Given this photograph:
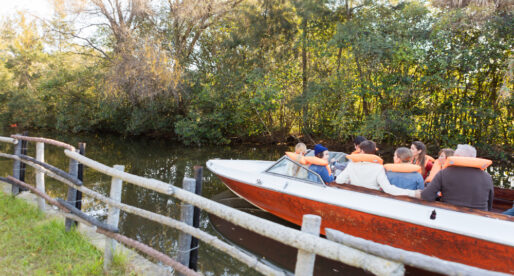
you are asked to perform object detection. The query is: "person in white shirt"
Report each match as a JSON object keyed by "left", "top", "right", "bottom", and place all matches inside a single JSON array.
[{"left": 336, "top": 140, "right": 417, "bottom": 197}]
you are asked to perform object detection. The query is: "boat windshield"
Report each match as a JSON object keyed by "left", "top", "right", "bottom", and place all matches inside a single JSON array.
[{"left": 266, "top": 156, "right": 324, "bottom": 185}]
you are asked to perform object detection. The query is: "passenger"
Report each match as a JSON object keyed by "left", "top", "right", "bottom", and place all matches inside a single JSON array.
[
  {"left": 287, "top": 143, "right": 308, "bottom": 178},
  {"left": 308, "top": 144, "right": 334, "bottom": 184},
  {"left": 351, "top": 136, "right": 367, "bottom": 154},
  {"left": 336, "top": 140, "right": 417, "bottom": 197},
  {"left": 417, "top": 144, "right": 494, "bottom": 211},
  {"left": 385, "top": 147, "right": 424, "bottom": 190},
  {"left": 410, "top": 141, "right": 433, "bottom": 179},
  {"left": 425, "top": 148, "right": 454, "bottom": 184}
]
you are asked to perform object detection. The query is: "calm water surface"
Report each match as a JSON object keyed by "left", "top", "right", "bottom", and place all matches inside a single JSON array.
[{"left": 0, "top": 129, "right": 512, "bottom": 275}]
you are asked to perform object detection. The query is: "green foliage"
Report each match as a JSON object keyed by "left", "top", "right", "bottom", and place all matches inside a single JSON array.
[{"left": 0, "top": 1, "right": 512, "bottom": 153}]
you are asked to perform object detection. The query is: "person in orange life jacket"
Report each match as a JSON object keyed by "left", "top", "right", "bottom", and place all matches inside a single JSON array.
[
  {"left": 425, "top": 148, "right": 454, "bottom": 184},
  {"left": 336, "top": 140, "right": 417, "bottom": 197},
  {"left": 385, "top": 147, "right": 424, "bottom": 190},
  {"left": 416, "top": 144, "right": 494, "bottom": 211},
  {"left": 308, "top": 144, "right": 334, "bottom": 184},
  {"left": 351, "top": 136, "right": 367, "bottom": 155},
  {"left": 287, "top": 143, "right": 308, "bottom": 178},
  {"left": 411, "top": 141, "right": 433, "bottom": 179}
]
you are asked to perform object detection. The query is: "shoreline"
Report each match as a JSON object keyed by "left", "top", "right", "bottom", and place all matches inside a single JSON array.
[
  {"left": 3, "top": 126, "right": 513, "bottom": 164},
  {"left": 0, "top": 181, "right": 172, "bottom": 276}
]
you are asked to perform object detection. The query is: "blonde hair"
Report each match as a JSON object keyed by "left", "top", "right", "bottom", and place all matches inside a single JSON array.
[
  {"left": 292, "top": 143, "right": 307, "bottom": 176},
  {"left": 295, "top": 143, "right": 307, "bottom": 154}
]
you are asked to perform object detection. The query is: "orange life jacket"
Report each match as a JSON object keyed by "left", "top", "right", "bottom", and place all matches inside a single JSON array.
[
  {"left": 346, "top": 154, "right": 384, "bottom": 165},
  {"left": 285, "top": 152, "right": 332, "bottom": 175},
  {"left": 443, "top": 156, "right": 492, "bottom": 170},
  {"left": 384, "top": 163, "right": 422, "bottom": 174},
  {"left": 285, "top": 152, "right": 307, "bottom": 165},
  {"left": 351, "top": 149, "right": 362, "bottom": 155}
]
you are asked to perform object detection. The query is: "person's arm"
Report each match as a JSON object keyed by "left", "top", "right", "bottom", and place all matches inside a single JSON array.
[
  {"left": 377, "top": 168, "right": 415, "bottom": 197},
  {"left": 318, "top": 167, "right": 334, "bottom": 183},
  {"left": 416, "top": 173, "right": 425, "bottom": 190},
  {"left": 336, "top": 162, "right": 351, "bottom": 184},
  {"left": 421, "top": 170, "right": 443, "bottom": 201}
]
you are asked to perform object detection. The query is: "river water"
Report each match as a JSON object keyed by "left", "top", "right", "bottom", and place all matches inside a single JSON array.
[{"left": 0, "top": 129, "right": 512, "bottom": 275}]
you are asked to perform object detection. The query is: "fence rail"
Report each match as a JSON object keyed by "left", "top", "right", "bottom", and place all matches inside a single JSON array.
[
  {"left": 0, "top": 135, "right": 507, "bottom": 276},
  {"left": 0, "top": 136, "right": 17, "bottom": 144},
  {"left": 63, "top": 149, "right": 404, "bottom": 275},
  {"left": 10, "top": 135, "right": 75, "bottom": 150}
]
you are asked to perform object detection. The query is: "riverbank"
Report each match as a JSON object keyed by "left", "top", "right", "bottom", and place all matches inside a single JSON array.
[
  {"left": 5, "top": 126, "right": 513, "bottom": 164},
  {"left": 0, "top": 182, "right": 172, "bottom": 276},
  {"left": 0, "top": 190, "right": 128, "bottom": 275}
]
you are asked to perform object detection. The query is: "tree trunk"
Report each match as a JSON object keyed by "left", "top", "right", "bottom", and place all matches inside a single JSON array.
[{"left": 301, "top": 18, "right": 309, "bottom": 133}]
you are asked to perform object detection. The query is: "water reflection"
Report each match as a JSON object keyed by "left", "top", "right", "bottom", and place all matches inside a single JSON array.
[{"left": 0, "top": 129, "right": 511, "bottom": 275}]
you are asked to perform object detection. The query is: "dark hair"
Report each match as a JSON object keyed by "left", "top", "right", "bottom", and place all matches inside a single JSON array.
[
  {"left": 359, "top": 140, "right": 376, "bottom": 154},
  {"left": 438, "top": 148, "right": 454, "bottom": 158},
  {"left": 315, "top": 152, "right": 324, "bottom": 158},
  {"left": 412, "top": 141, "right": 427, "bottom": 175},
  {"left": 354, "top": 136, "right": 367, "bottom": 146}
]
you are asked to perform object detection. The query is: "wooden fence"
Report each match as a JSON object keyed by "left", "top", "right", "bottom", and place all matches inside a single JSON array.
[{"left": 0, "top": 134, "right": 509, "bottom": 276}]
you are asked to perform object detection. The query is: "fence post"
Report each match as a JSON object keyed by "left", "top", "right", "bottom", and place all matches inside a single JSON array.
[
  {"left": 65, "top": 149, "right": 80, "bottom": 231},
  {"left": 177, "top": 177, "right": 196, "bottom": 275},
  {"left": 35, "top": 142, "right": 45, "bottom": 210},
  {"left": 294, "top": 214, "right": 321, "bottom": 276},
  {"left": 11, "top": 134, "right": 22, "bottom": 196},
  {"left": 76, "top": 142, "right": 86, "bottom": 211},
  {"left": 189, "top": 166, "right": 203, "bottom": 271},
  {"left": 104, "top": 165, "right": 125, "bottom": 271},
  {"left": 19, "top": 131, "right": 28, "bottom": 192}
]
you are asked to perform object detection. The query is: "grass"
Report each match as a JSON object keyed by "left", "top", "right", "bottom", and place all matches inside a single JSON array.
[{"left": 0, "top": 191, "right": 130, "bottom": 275}]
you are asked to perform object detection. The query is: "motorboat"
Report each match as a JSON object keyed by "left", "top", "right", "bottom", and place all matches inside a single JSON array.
[
  {"left": 210, "top": 190, "right": 435, "bottom": 276},
  {"left": 207, "top": 151, "right": 514, "bottom": 274}
]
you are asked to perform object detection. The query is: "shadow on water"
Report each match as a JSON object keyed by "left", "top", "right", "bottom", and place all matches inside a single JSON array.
[{"left": 0, "top": 128, "right": 511, "bottom": 275}]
